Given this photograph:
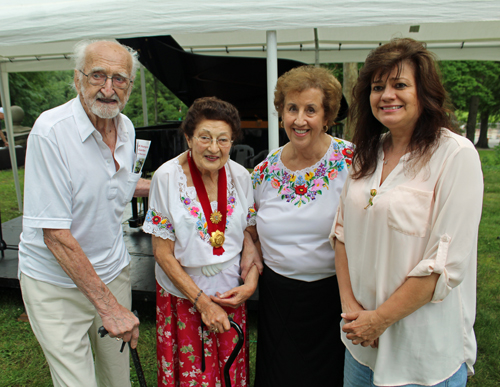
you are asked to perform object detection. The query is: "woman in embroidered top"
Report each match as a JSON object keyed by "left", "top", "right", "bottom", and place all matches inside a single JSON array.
[
  {"left": 331, "top": 38, "right": 483, "bottom": 387},
  {"left": 143, "top": 97, "right": 259, "bottom": 387},
  {"left": 250, "top": 65, "right": 353, "bottom": 386}
]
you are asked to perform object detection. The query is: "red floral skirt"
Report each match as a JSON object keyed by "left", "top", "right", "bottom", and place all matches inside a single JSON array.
[{"left": 156, "top": 282, "right": 249, "bottom": 387}]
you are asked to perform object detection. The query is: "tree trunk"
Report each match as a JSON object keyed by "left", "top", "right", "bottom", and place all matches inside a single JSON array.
[
  {"left": 342, "top": 62, "right": 358, "bottom": 141},
  {"left": 476, "top": 110, "right": 490, "bottom": 148},
  {"left": 466, "top": 95, "right": 479, "bottom": 143}
]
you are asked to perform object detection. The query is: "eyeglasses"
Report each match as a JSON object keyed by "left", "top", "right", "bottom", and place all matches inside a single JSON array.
[
  {"left": 79, "top": 70, "right": 132, "bottom": 90},
  {"left": 193, "top": 135, "right": 233, "bottom": 148}
]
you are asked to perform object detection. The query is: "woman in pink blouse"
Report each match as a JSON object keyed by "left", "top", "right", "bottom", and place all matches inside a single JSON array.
[
  {"left": 251, "top": 66, "right": 353, "bottom": 386},
  {"left": 332, "top": 38, "right": 483, "bottom": 386}
]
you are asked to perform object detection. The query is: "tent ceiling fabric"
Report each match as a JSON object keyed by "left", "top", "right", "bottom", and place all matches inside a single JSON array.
[{"left": 0, "top": 0, "right": 500, "bottom": 72}]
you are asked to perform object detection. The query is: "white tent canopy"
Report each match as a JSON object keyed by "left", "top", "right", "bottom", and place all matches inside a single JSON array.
[
  {"left": 1, "top": 0, "right": 500, "bottom": 210},
  {"left": 2, "top": 1, "right": 500, "bottom": 70}
]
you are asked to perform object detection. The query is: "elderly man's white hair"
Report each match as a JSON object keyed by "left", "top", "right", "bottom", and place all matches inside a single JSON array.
[{"left": 73, "top": 39, "right": 140, "bottom": 82}]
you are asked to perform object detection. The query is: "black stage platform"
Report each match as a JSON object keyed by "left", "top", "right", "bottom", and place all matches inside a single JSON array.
[{"left": 0, "top": 216, "right": 156, "bottom": 301}]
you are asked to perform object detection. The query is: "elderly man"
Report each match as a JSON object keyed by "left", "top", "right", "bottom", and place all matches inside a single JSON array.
[{"left": 18, "top": 40, "right": 150, "bottom": 387}]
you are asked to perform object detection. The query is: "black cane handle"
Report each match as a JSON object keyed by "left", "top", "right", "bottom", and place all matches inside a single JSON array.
[
  {"left": 223, "top": 317, "right": 244, "bottom": 387},
  {"left": 98, "top": 311, "right": 147, "bottom": 387}
]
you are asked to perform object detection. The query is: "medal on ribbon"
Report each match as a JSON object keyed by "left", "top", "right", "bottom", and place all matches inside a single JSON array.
[{"left": 187, "top": 151, "right": 227, "bottom": 255}]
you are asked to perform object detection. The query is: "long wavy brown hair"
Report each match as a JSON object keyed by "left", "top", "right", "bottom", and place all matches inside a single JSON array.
[{"left": 350, "top": 38, "right": 456, "bottom": 180}]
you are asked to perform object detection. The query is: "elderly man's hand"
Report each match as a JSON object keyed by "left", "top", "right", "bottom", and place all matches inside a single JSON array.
[{"left": 100, "top": 305, "right": 140, "bottom": 349}]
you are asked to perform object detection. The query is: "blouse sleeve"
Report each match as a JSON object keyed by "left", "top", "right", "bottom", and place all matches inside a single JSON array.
[
  {"left": 329, "top": 175, "right": 350, "bottom": 248},
  {"left": 245, "top": 167, "right": 257, "bottom": 226},
  {"left": 407, "top": 145, "right": 483, "bottom": 302},
  {"left": 142, "top": 165, "right": 176, "bottom": 241},
  {"left": 250, "top": 163, "right": 263, "bottom": 210}
]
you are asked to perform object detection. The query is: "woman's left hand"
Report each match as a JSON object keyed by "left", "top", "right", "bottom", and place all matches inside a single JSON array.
[
  {"left": 210, "top": 286, "right": 253, "bottom": 309},
  {"left": 211, "top": 265, "right": 259, "bottom": 308},
  {"left": 341, "top": 310, "right": 389, "bottom": 345}
]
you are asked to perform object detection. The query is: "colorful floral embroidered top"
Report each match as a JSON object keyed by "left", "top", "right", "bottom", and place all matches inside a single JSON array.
[
  {"left": 145, "top": 161, "right": 256, "bottom": 245},
  {"left": 252, "top": 137, "right": 353, "bottom": 207},
  {"left": 143, "top": 155, "right": 256, "bottom": 298},
  {"left": 252, "top": 136, "right": 354, "bottom": 282}
]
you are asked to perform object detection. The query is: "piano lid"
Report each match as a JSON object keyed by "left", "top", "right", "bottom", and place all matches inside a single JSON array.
[{"left": 119, "top": 35, "right": 348, "bottom": 122}]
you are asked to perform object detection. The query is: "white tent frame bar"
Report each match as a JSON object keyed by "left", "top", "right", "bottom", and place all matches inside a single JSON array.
[
  {"left": 2, "top": 40, "right": 500, "bottom": 66},
  {"left": 184, "top": 41, "right": 500, "bottom": 54}
]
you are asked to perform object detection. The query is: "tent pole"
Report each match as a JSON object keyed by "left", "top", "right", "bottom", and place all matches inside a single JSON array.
[
  {"left": 140, "top": 65, "right": 148, "bottom": 127},
  {"left": 0, "top": 66, "right": 22, "bottom": 212},
  {"left": 314, "top": 28, "right": 320, "bottom": 67},
  {"left": 266, "top": 30, "right": 279, "bottom": 151}
]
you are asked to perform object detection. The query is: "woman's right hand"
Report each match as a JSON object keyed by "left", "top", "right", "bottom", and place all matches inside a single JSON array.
[{"left": 198, "top": 295, "right": 231, "bottom": 333}]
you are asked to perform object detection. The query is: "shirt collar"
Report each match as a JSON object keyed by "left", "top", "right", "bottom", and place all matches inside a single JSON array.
[{"left": 72, "top": 96, "right": 129, "bottom": 143}]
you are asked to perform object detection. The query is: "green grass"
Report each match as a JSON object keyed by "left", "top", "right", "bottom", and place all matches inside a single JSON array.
[
  {"left": 1, "top": 149, "right": 499, "bottom": 386},
  {"left": 0, "top": 168, "right": 24, "bottom": 221},
  {"left": 0, "top": 289, "right": 50, "bottom": 386},
  {"left": 469, "top": 149, "right": 500, "bottom": 386}
]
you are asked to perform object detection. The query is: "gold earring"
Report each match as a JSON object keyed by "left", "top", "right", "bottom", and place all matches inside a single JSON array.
[
  {"left": 323, "top": 125, "right": 329, "bottom": 132},
  {"left": 279, "top": 121, "right": 284, "bottom": 128}
]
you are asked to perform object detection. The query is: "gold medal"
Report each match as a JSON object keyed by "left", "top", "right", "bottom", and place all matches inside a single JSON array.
[
  {"left": 210, "top": 211, "right": 222, "bottom": 224},
  {"left": 210, "top": 230, "right": 225, "bottom": 248}
]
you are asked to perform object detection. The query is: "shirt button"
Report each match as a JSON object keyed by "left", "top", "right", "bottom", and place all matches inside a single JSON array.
[{"left": 107, "top": 159, "right": 111, "bottom": 164}]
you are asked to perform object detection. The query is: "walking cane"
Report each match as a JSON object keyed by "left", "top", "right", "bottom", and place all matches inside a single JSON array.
[
  {"left": 98, "top": 310, "right": 147, "bottom": 387},
  {"left": 224, "top": 317, "right": 245, "bottom": 387}
]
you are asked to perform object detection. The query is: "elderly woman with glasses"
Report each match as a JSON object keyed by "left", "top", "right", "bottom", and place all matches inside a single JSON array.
[{"left": 143, "top": 97, "right": 259, "bottom": 387}]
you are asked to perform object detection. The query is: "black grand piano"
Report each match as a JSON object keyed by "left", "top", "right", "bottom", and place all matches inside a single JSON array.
[
  {"left": 118, "top": 35, "right": 348, "bottom": 227},
  {"left": 119, "top": 35, "right": 348, "bottom": 171}
]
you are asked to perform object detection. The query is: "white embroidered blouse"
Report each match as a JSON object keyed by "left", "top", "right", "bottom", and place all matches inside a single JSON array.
[
  {"left": 252, "top": 136, "right": 354, "bottom": 282},
  {"left": 330, "top": 129, "right": 483, "bottom": 386},
  {"left": 143, "top": 154, "right": 256, "bottom": 298}
]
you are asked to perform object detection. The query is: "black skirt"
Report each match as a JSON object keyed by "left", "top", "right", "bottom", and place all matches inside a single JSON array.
[{"left": 254, "top": 264, "right": 345, "bottom": 387}]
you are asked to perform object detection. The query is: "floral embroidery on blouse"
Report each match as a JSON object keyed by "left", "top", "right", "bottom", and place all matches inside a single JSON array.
[
  {"left": 181, "top": 194, "right": 237, "bottom": 244},
  {"left": 247, "top": 203, "right": 257, "bottom": 224},
  {"left": 252, "top": 138, "right": 353, "bottom": 207},
  {"left": 143, "top": 209, "right": 175, "bottom": 239}
]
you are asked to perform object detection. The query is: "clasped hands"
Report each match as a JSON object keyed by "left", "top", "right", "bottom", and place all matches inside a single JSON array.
[{"left": 342, "top": 309, "right": 390, "bottom": 348}]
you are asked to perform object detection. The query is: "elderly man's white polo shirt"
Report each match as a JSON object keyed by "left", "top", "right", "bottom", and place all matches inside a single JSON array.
[{"left": 18, "top": 97, "right": 140, "bottom": 287}]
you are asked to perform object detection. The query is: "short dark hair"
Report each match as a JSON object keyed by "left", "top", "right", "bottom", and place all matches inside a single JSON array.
[
  {"left": 274, "top": 65, "right": 342, "bottom": 126},
  {"left": 350, "top": 38, "right": 455, "bottom": 179},
  {"left": 181, "top": 97, "right": 242, "bottom": 141}
]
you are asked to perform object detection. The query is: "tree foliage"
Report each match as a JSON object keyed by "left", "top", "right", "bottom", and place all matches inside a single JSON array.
[
  {"left": 440, "top": 60, "right": 500, "bottom": 116},
  {"left": 122, "top": 69, "right": 187, "bottom": 128},
  {"left": 438, "top": 61, "right": 500, "bottom": 147},
  {"left": 7, "top": 71, "right": 75, "bottom": 127}
]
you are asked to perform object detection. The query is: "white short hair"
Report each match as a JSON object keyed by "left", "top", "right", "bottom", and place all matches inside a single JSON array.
[{"left": 72, "top": 39, "right": 140, "bottom": 82}]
